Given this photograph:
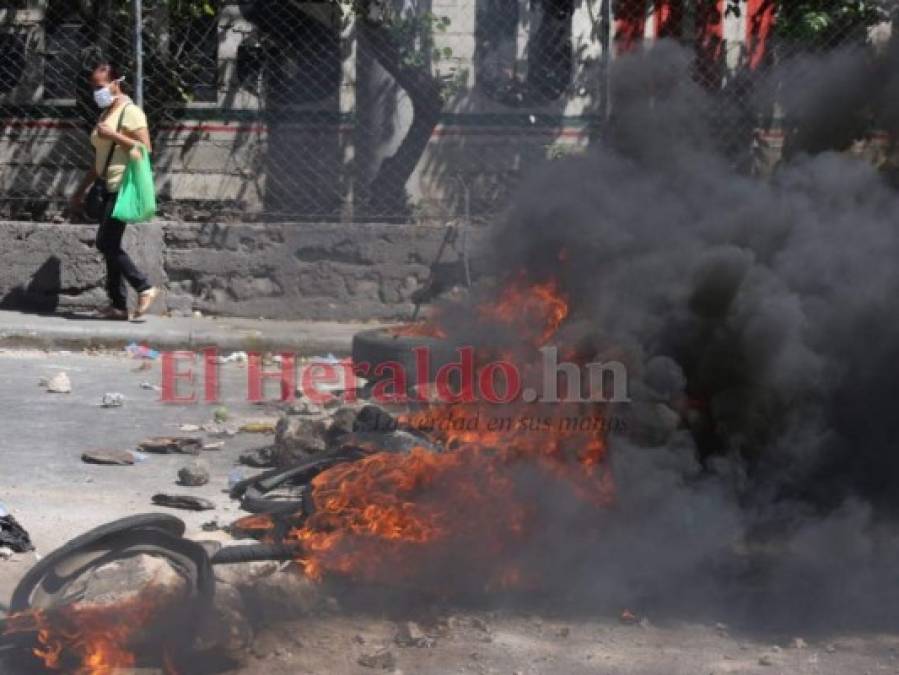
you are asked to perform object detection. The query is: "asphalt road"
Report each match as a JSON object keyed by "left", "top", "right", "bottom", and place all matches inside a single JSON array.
[{"left": 0, "top": 348, "right": 284, "bottom": 609}]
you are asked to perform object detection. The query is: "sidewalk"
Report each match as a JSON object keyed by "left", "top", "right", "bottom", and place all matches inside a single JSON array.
[{"left": 0, "top": 310, "right": 389, "bottom": 355}]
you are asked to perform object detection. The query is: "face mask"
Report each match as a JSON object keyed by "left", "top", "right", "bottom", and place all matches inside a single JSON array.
[{"left": 93, "top": 77, "right": 124, "bottom": 109}]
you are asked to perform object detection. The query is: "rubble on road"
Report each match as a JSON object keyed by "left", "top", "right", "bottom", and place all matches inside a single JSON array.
[
  {"left": 619, "top": 609, "right": 639, "bottom": 625},
  {"left": 357, "top": 650, "right": 397, "bottom": 670},
  {"left": 100, "top": 392, "right": 125, "bottom": 408},
  {"left": 152, "top": 494, "right": 215, "bottom": 511},
  {"left": 239, "top": 421, "right": 277, "bottom": 434},
  {"left": 45, "top": 371, "right": 71, "bottom": 393},
  {"left": 395, "top": 621, "right": 435, "bottom": 648},
  {"left": 273, "top": 416, "right": 329, "bottom": 466},
  {"left": 178, "top": 461, "right": 210, "bottom": 486},
  {"left": 138, "top": 436, "right": 203, "bottom": 455},
  {"left": 239, "top": 447, "right": 275, "bottom": 468},
  {"left": 0, "top": 508, "right": 34, "bottom": 552},
  {"left": 81, "top": 449, "right": 136, "bottom": 466}
]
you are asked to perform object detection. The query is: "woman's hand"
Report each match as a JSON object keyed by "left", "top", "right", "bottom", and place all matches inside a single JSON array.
[
  {"left": 96, "top": 122, "right": 117, "bottom": 140},
  {"left": 129, "top": 145, "right": 144, "bottom": 162}
]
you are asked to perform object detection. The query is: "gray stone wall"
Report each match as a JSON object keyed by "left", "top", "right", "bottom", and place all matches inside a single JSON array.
[{"left": 0, "top": 221, "right": 484, "bottom": 321}]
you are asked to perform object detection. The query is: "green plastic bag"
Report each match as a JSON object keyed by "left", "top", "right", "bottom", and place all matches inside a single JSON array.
[{"left": 112, "top": 145, "right": 156, "bottom": 223}]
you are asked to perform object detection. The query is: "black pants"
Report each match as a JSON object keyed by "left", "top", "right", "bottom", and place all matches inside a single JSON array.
[{"left": 95, "top": 191, "right": 151, "bottom": 311}]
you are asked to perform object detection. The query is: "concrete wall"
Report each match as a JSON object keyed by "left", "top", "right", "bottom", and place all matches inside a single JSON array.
[{"left": 0, "top": 220, "right": 485, "bottom": 321}]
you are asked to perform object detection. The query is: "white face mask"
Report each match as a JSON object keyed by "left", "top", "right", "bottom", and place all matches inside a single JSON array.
[{"left": 93, "top": 77, "right": 124, "bottom": 109}]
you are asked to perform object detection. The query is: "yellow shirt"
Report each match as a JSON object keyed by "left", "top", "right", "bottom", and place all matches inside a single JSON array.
[{"left": 90, "top": 101, "right": 149, "bottom": 192}]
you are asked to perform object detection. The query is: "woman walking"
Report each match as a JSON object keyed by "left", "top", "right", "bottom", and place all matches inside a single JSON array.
[{"left": 70, "top": 61, "right": 159, "bottom": 320}]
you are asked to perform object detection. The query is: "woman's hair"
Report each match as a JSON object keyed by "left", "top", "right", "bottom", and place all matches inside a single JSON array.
[{"left": 90, "top": 61, "right": 124, "bottom": 85}]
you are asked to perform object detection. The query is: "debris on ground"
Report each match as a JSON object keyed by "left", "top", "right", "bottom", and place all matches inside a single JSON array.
[
  {"left": 0, "top": 546, "right": 13, "bottom": 560},
  {"left": 202, "top": 441, "right": 225, "bottom": 452},
  {"left": 125, "top": 342, "right": 160, "bottom": 360},
  {"left": 0, "top": 508, "right": 34, "bottom": 552},
  {"left": 792, "top": 637, "right": 808, "bottom": 649},
  {"left": 139, "top": 381, "right": 161, "bottom": 391},
  {"left": 81, "top": 449, "right": 136, "bottom": 466},
  {"left": 202, "top": 422, "right": 239, "bottom": 438},
  {"left": 217, "top": 351, "right": 248, "bottom": 364},
  {"left": 287, "top": 398, "right": 325, "bottom": 416},
  {"left": 179, "top": 423, "right": 202, "bottom": 432},
  {"left": 395, "top": 622, "right": 435, "bottom": 648},
  {"left": 138, "top": 436, "right": 203, "bottom": 455},
  {"left": 213, "top": 406, "right": 230, "bottom": 423},
  {"left": 620, "top": 609, "right": 639, "bottom": 625},
  {"left": 273, "top": 416, "right": 329, "bottom": 465},
  {"left": 240, "top": 447, "right": 275, "bottom": 468},
  {"left": 758, "top": 654, "right": 774, "bottom": 666},
  {"left": 100, "top": 392, "right": 125, "bottom": 408},
  {"left": 151, "top": 493, "right": 215, "bottom": 511},
  {"left": 45, "top": 371, "right": 71, "bottom": 394},
  {"left": 178, "top": 460, "right": 211, "bottom": 486},
  {"left": 357, "top": 650, "right": 397, "bottom": 670},
  {"left": 239, "top": 420, "right": 277, "bottom": 434}
]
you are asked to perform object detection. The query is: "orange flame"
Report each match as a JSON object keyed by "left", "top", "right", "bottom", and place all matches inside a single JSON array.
[
  {"left": 3, "top": 585, "right": 179, "bottom": 674},
  {"left": 285, "top": 277, "right": 614, "bottom": 589}
]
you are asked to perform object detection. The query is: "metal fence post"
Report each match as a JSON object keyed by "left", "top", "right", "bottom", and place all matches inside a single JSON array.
[{"left": 133, "top": 0, "right": 144, "bottom": 107}]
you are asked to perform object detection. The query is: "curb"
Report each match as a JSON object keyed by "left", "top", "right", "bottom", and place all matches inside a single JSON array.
[{"left": 0, "top": 315, "right": 386, "bottom": 356}]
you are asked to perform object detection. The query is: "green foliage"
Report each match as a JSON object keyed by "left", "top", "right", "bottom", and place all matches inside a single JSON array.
[{"left": 774, "top": 1, "right": 889, "bottom": 44}]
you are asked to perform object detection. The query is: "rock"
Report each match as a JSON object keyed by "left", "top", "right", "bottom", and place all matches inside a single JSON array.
[
  {"left": 46, "top": 372, "right": 71, "bottom": 394},
  {"left": 619, "top": 609, "right": 639, "bottom": 625},
  {"left": 101, "top": 392, "right": 125, "bottom": 408},
  {"left": 179, "top": 423, "right": 202, "bottom": 432},
  {"left": 395, "top": 621, "right": 434, "bottom": 648},
  {"left": 152, "top": 494, "right": 215, "bottom": 511},
  {"left": 328, "top": 406, "right": 359, "bottom": 437},
  {"left": 825, "top": 644, "right": 837, "bottom": 654},
  {"left": 469, "top": 617, "right": 490, "bottom": 634},
  {"left": 273, "top": 416, "right": 329, "bottom": 466},
  {"left": 76, "top": 553, "right": 186, "bottom": 607},
  {"left": 239, "top": 447, "right": 274, "bottom": 468},
  {"left": 138, "top": 436, "right": 203, "bottom": 455},
  {"left": 557, "top": 626, "right": 570, "bottom": 638},
  {"left": 82, "top": 449, "right": 136, "bottom": 466},
  {"left": 791, "top": 638, "right": 808, "bottom": 650},
  {"left": 202, "top": 441, "right": 225, "bottom": 451},
  {"left": 202, "top": 422, "right": 239, "bottom": 437},
  {"left": 758, "top": 655, "right": 774, "bottom": 666},
  {"left": 357, "top": 650, "right": 397, "bottom": 670},
  {"left": 287, "top": 398, "right": 325, "bottom": 416},
  {"left": 178, "top": 461, "right": 210, "bottom": 486},
  {"left": 0, "top": 546, "right": 13, "bottom": 560},
  {"left": 355, "top": 404, "right": 398, "bottom": 433},
  {"left": 714, "top": 622, "right": 728, "bottom": 635}
]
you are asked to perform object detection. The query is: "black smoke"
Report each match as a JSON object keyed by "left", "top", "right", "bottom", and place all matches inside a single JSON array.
[{"left": 484, "top": 39, "right": 899, "bottom": 630}]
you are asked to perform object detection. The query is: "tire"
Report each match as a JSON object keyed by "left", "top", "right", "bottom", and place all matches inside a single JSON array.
[
  {"left": 352, "top": 327, "right": 456, "bottom": 385},
  {"left": 6, "top": 514, "right": 214, "bottom": 663},
  {"left": 10, "top": 513, "right": 187, "bottom": 612}
]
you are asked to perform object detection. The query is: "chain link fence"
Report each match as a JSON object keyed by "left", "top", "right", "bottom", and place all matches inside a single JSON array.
[{"left": 0, "top": 1, "right": 894, "bottom": 224}]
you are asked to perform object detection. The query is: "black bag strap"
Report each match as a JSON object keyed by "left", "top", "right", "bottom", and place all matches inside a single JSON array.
[{"left": 99, "top": 103, "right": 131, "bottom": 180}]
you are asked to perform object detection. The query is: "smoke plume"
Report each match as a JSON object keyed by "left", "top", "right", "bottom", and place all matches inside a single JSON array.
[{"left": 483, "top": 40, "right": 899, "bottom": 630}]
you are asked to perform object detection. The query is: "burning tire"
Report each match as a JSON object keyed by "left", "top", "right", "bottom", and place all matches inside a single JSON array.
[{"left": 4, "top": 514, "right": 214, "bottom": 670}]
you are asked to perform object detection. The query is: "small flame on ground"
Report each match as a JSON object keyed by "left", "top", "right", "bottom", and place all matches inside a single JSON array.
[{"left": 3, "top": 585, "right": 179, "bottom": 674}]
